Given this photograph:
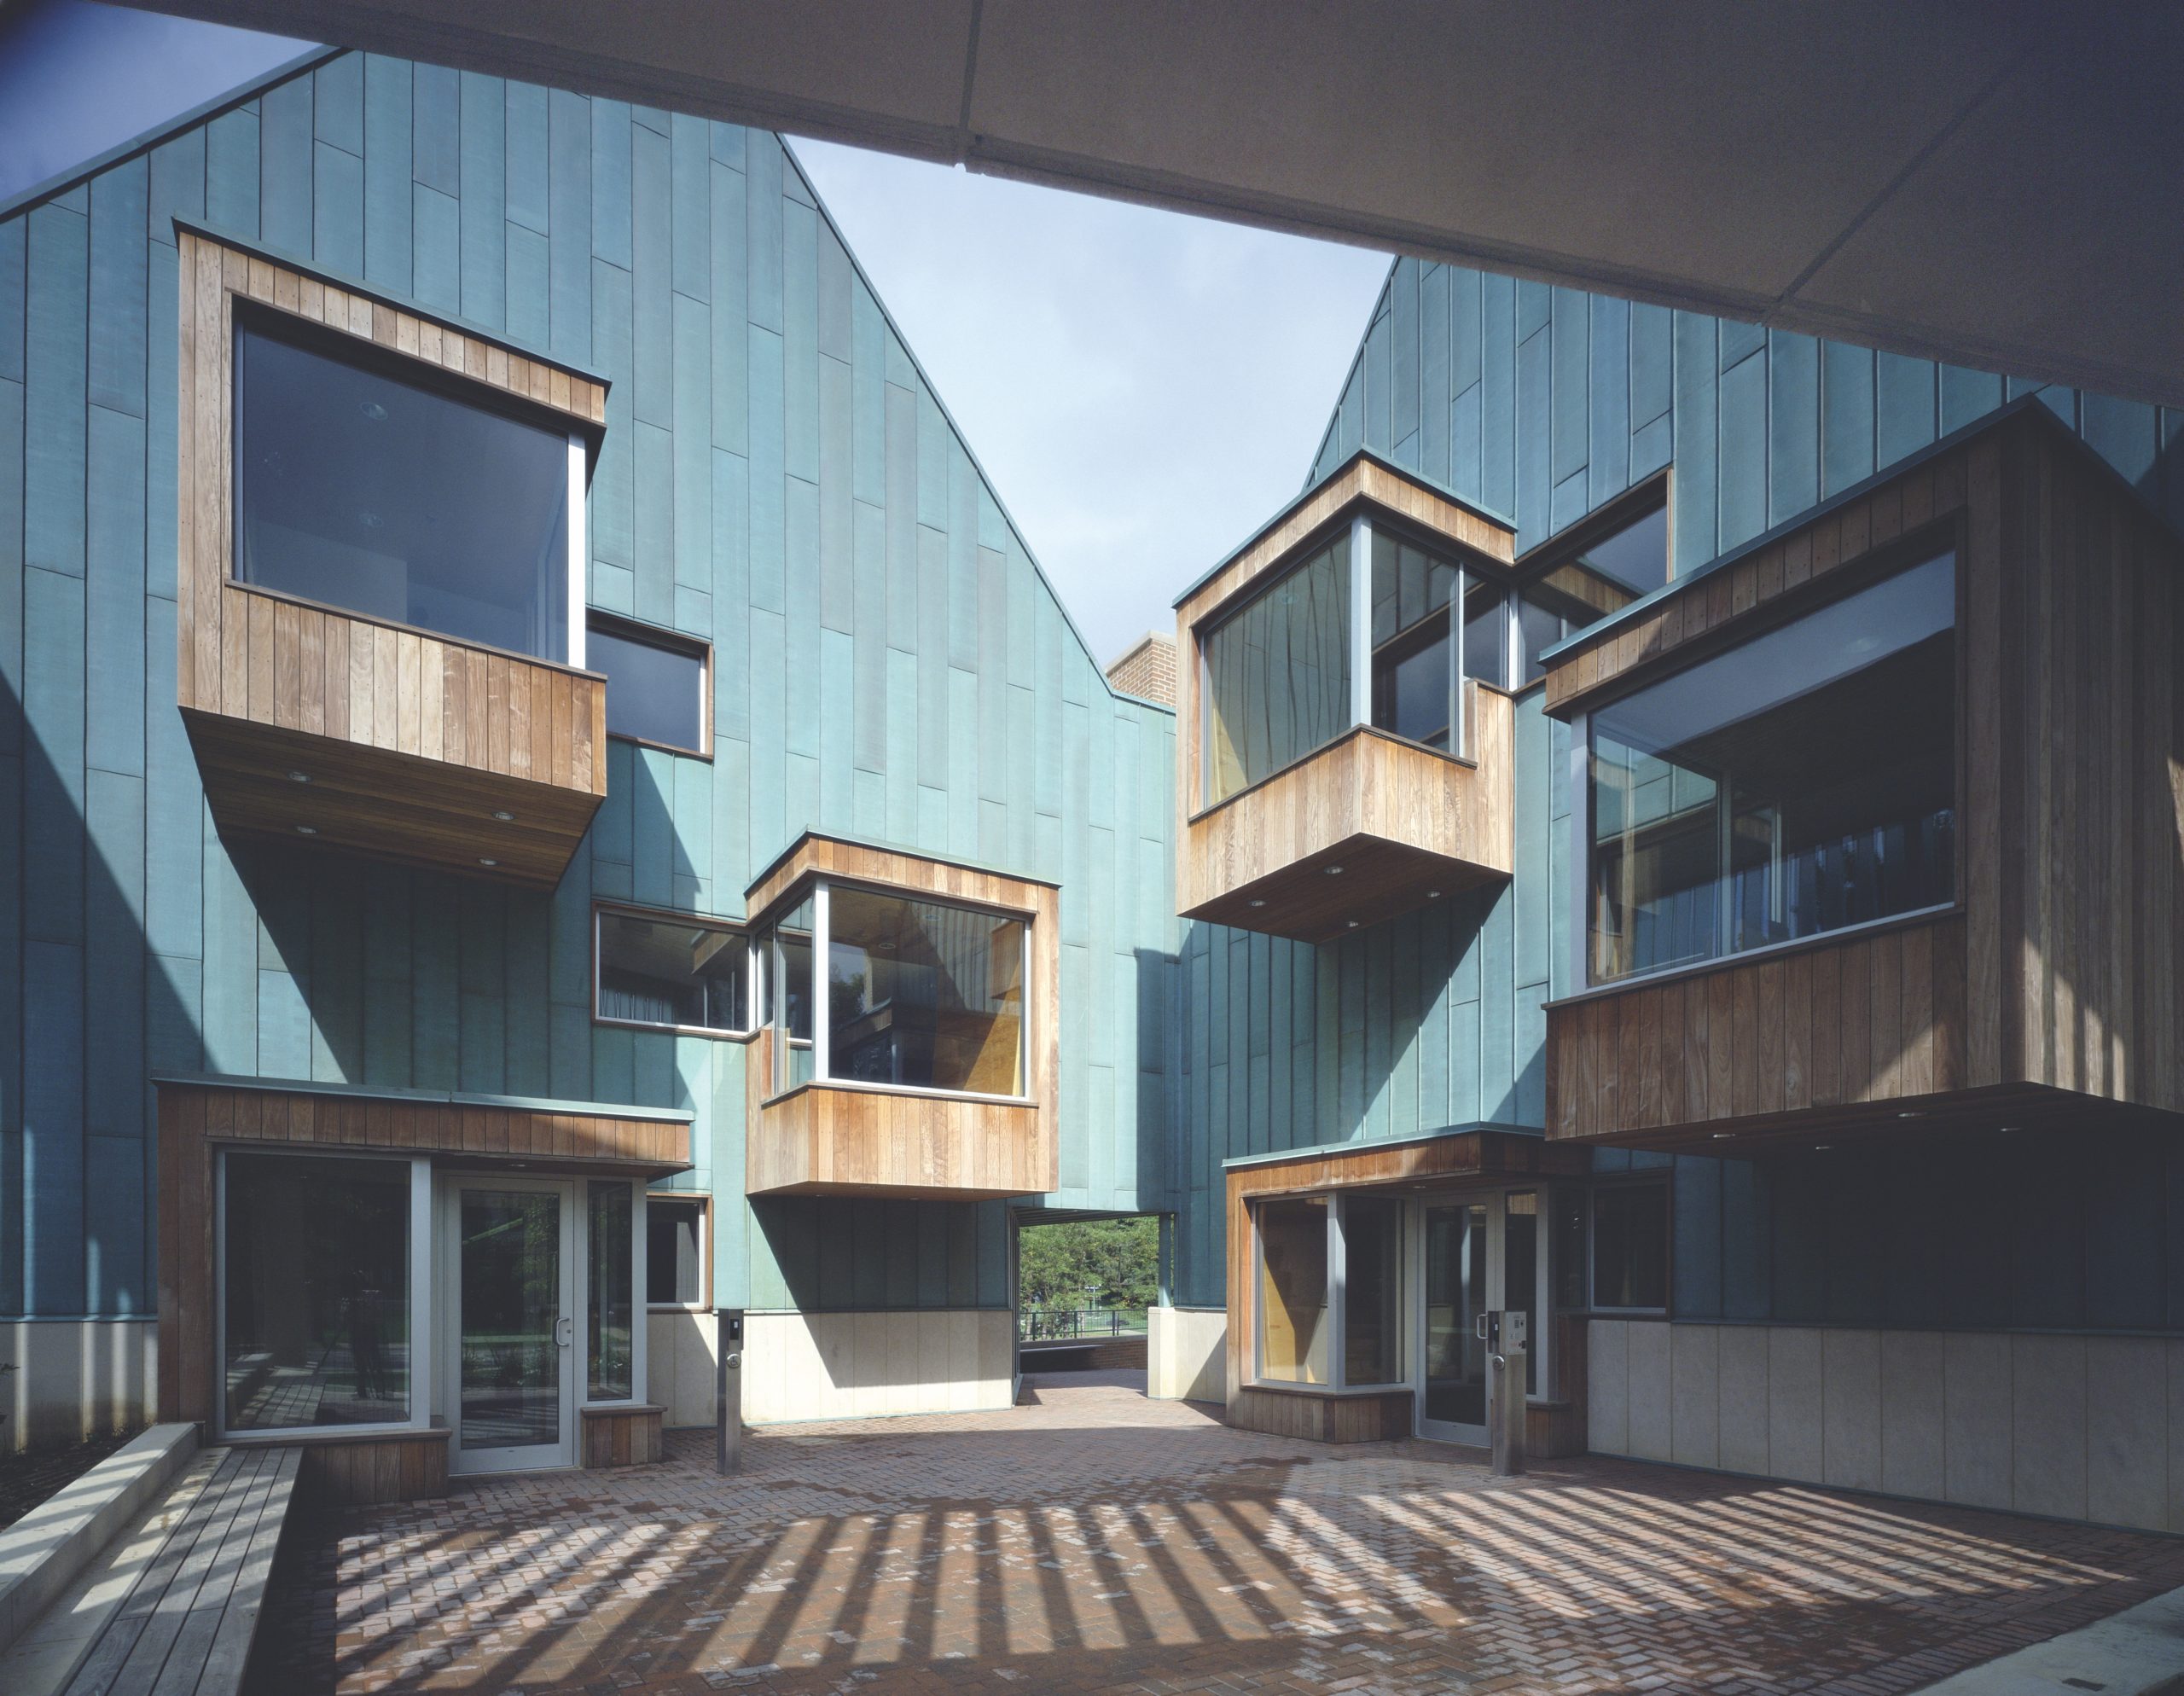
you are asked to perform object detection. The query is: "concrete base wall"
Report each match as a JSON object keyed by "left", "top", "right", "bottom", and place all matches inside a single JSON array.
[
  {"left": 3, "top": 1321, "right": 157, "bottom": 1453},
  {"left": 741, "top": 1310, "right": 1014, "bottom": 1424},
  {"left": 1589, "top": 1319, "right": 2183, "bottom": 1532},
  {"left": 645, "top": 1311, "right": 721, "bottom": 1429},
  {"left": 1148, "top": 1306, "right": 1226, "bottom": 1403}
]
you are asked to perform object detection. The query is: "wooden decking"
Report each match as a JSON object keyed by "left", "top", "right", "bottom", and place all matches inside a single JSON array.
[{"left": 56, "top": 1444, "right": 298, "bottom": 1696}]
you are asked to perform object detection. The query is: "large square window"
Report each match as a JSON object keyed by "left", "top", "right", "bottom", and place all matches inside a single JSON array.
[
  {"left": 1588, "top": 553, "right": 1956, "bottom": 982},
  {"left": 234, "top": 310, "right": 579, "bottom": 662},
  {"left": 826, "top": 887, "right": 1026, "bottom": 1097},
  {"left": 595, "top": 908, "right": 753, "bottom": 1037},
  {"left": 222, "top": 1151, "right": 413, "bottom": 1432},
  {"left": 589, "top": 613, "right": 708, "bottom": 754}
]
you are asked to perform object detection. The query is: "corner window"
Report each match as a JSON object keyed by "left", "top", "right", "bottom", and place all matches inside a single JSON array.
[
  {"left": 1368, "top": 531, "right": 1458, "bottom": 749},
  {"left": 1201, "top": 536, "right": 1350, "bottom": 804},
  {"left": 1587, "top": 552, "right": 1956, "bottom": 983},
  {"left": 588, "top": 613, "right": 709, "bottom": 754},
  {"left": 827, "top": 887, "right": 1027, "bottom": 1096},
  {"left": 1590, "top": 1183, "right": 1669, "bottom": 1310},
  {"left": 766, "top": 898, "right": 815, "bottom": 1095},
  {"left": 595, "top": 908, "right": 753, "bottom": 1037},
  {"left": 222, "top": 1151, "right": 415, "bottom": 1432},
  {"left": 1256, "top": 1196, "right": 1329, "bottom": 1385},
  {"left": 234, "top": 310, "right": 580, "bottom": 663},
  {"left": 647, "top": 1194, "right": 708, "bottom": 1309}
]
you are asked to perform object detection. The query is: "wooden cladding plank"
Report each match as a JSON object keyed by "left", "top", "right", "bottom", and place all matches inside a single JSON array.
[{"left": 1543, "top": 915, "right": 1968, "bottom": 1140}]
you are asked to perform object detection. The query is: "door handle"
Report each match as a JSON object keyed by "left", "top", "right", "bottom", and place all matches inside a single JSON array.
[{"left": 555, "top": 1316, "right": 573, "bottom": 1349}]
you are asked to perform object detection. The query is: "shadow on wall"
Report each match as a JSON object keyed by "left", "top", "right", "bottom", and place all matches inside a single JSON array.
[
  {"left": 752, "top": 1194, "right": 1012, "bottom": 1317},
  {"left": 1136, "top": 946, "right": 1177, "bottom": 1217}
]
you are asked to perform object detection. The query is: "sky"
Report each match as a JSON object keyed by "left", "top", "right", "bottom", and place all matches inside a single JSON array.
[
  {"left": 0, "top": 0, "right": 1393, "bottom": 669},
  {"left": 790, "top": 140, "right": 1390, "bottom": 665}
]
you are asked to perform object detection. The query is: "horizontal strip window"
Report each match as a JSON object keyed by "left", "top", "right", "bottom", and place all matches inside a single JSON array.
[
  {"left": 588, "top": 612, "right": 710, "bottom": 756},
  {"left": 758, "top": 880, "right": 1031, "bottom": 1103},
  {"left": 233, "top": 305, "right": 586, "bottom": 668},
  {"left": 594, "top": 906, "right": 756, "bottom": 1039},
  {"left": 1585, "top": 550, "right": 1957, "bottom": 986}
]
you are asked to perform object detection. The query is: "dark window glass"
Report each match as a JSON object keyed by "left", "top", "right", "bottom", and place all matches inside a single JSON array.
[
  {"left": 770, "top": 900, "right": 814, "bottom": 1094},
  {"left": 590, "top": 618, "right": 706, "bottom": 752},
  {"left": 1505, "top": 1190, "right": 1539, "bottom": 1393},
  {"left": 596, "top": 909, "right": 749, "bottom": 1034},
  {"left": 1575, "top": 502, "right": 1669, "bottom": 595},
  {"left": 1369, "top": 531, "right": 1457, "bottom": 749},
  {"left": 235, "top": 314, "right": 571, "bottom": 659},
  {"left": 1552, "top": 1188, "right": 1589, "bottom": 1310},
  {"left": 827, "top": 888, "right": 1026, "bottom": 1095},
  {"left": 1589, "top": 554, "right": 1955, "bottom": 982},
  {"left": 224, "top": 1153, "right": 410, "bottom": 1431},
  {"left": 587, "top": 1182, "right": 633, "bottom": 1401},
  {"left": 1461, "top": 578, "right": 1507, "bottom": 690},
  {"left": 1202, "top": 537, "right": 1349, "bottom": 803},
  {"left": 1342, "top": 1194, "right": 1402, "bottom": 1384},
  {"left": 1593, "top": 1184, "right": 1669, "bottom": 1310},
  {"left": 648, "top": 1197, "right": 706, "bottom": 1306}
]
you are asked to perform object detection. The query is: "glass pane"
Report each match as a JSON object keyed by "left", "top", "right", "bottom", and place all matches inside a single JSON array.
[
  {"left": 1461, "top": 579, "right": 1507, "bottom": 690},
  {"left": 1593, "top": 1185, "right": 1669, "bottom": 1310},
  {"left": 597, "top": 909, "right": 749, "bottom": 1033},
  {"left": 1504, "top": 1191, "right": 1539, "bottom": 1395},
  {"left": 235, "top": 314, "right": 571, "bottom": 660},
  {"left": 1257, "top": 1197, "right": 1327, "bottom": 1384},
  {"left": 590, "top": 619, "right": 705, "bottom": 751},
  {"left": 1425, "top": 1202, "right": 1489, "bottom": 1427},
  {"left": 647, "top": 1198, "right": 704, "bottom": 1306},
  {"left": 827, "top": 887, "right": 1026, "bottom": 1095},
  {"left": 1552, "top": 1188, "right": 1589, "bottom": 1310},
  {"left": 587, "top": 1184, "right": 633, "bottom": 1401},
  {"left": 1342, "top": 1194, "right": 1402, "bottom": 1385},
  {"left": 459, "top": 1188, "right": 562, "bottom": 1449},
  {"left": 1368, "top": 531, "right": 1457, "bottom": 749},
  {"left": 1202, "top": 537, "right": 1350, "bottom": 804},
  {"left": 1576, "top": 502, "right": 1669, "bottom": 595},
  {"left": 1518, "top": 594, "right": 1566, "bottom": 686},
  {"left": 770, "top": 899, "right": 814, "bottom": 1095},
  {"left": 1589, "top": 554, "right": 1956, "bottom": 981},
  {"left": 223, "top": 1153, "right": 410, "bottom": 1431}
]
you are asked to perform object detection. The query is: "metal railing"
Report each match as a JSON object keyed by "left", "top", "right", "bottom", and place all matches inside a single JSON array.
[{"left": 1017, "top": 1306, "right": 1148, "bottom": 1344}]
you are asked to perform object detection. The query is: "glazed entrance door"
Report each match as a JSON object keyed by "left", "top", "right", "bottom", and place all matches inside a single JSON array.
[
  {"left": 1417, "top": 1199, "right": 1494, "bottom": 1443},
  {"left": 445, "top": 1179, "right": 576, "bottom": 1473}
]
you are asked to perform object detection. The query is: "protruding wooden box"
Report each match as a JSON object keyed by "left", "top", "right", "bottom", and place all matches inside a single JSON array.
[
  {"left": 1175, "top": 450, "right": 1517, "bottom": 944},
  {"left": 1542, "top": 401, "right": 2184, "bottom": 1151},
  {"left": 174, "top": 226, "right": 610, "bottom": 888},
  {"left": 745, "top": 834, "right": 1060, "bottom": 1201},
  {"left": 581, "top": 1404, "right": 665, "bottom": 1468}
]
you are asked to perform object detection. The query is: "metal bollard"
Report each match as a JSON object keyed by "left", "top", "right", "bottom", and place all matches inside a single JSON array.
[
  {"left": 717, "top": 1310, "right": 745, "bottom": 1473},
  {"left": 1484, "top": 1309, "right": 1529, "bottom": 1477}
]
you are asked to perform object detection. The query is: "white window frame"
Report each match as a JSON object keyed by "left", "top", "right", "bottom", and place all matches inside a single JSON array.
[
  {"left": 212, "top": 1146, "right": 434, "bottom": 1442},
  {"left": 592, "top": 903, "right": 760, "bottom": 1041}
]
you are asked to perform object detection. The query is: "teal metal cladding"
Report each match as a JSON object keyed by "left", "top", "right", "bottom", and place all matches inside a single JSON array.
[{"left": 0, "top": 51, "right": 1179, "bottom": 1322}]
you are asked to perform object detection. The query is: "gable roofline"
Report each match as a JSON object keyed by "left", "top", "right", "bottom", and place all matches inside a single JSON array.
[
  {"left": 1170, "top": 442, "right": 1516, "bottom": 612},
  {"left": 1537, "top": 392, "right": 2184, "bottom": 671},
  {"left": 1304, "top": 251, "right": 1402, "bottom": 491},
  {"left": 780, "top": 136, "right": 1176, "bottom": 721},
  {"left": 0, "top": 44, "right": 338, "bottom": 225}
]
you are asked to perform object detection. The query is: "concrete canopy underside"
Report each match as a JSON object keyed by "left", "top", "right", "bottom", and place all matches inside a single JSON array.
[{"left": 126, "top": 0, "right": 2184, "bottom": 409}]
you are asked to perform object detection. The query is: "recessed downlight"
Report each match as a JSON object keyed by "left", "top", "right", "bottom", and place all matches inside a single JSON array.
[
  {"left": 1324, "top": 864, "right": 1345, "bottom": 875},
  {"left": 478, "top": 857, "right": 499, "bottom": 868},
  {"left": 1814, "top": 1143, "right": 1833, "bottom": 1152},
  {"left": 360, "top": 401, "right": 388, "bottom": 422},
  {"left": 1426, "top": 890, "right": 1443, "bottom": 899},
  {"left": 287, "top": 770, "right": 311, "bottom": 784},
  {"left": 1896, "top": 1109, "right": 1926, "bottom": 1119},
  {"left": 1345, "top": 920, "right": 1360, "bottom": 929},
  {"left": 1710, "top": 1132, "right": 1734, "bottom": 1140},
  {"left": 357, "top": 510, "right": 381, "bottom": 529},
  {"left": 294, "top": 823, "right": 317, "bottom": 835},
  {"left": 1246, "top": 898, "right": 1265, "bottom": 909},
  {"left": 491, "top": 810, "right": 515, "bottom": 822}
]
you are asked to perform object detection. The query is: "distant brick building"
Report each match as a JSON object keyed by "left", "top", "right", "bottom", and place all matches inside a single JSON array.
[{"left": 1104, "top": 630, "right": 1178, "bottom": 706}]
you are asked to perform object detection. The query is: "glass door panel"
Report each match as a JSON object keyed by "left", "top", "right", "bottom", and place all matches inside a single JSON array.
[
  {"left": 1420, "top": 1200, "right": 1491, "bottom": 1442},
  {"left": 450, "top": 1182, "right": 574, "bottom": 1472},
  {"left": 1504, "top": 1191, "right": 1539, "bottom": 1396}
]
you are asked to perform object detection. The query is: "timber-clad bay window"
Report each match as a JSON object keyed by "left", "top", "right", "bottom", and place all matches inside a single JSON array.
[
  {"left": 1252, "top": 1194, "right": 1408, "bottom": 1391},
  {"left": 1586, "top": 551, "right": 1957, "bottom": 984},
  {"left": 743, "top": 835, "right": 1058, "bottom": 1199},
  {"left": 1203, "top": 536, "right": 1350, "bottom": 804}
]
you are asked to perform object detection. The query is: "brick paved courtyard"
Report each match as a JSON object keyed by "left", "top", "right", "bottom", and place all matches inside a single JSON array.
[{"left": 253, "top": 1372, "right": 2184, "bottom": 1695}]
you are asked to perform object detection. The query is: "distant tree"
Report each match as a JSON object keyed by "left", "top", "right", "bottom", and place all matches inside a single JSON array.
[{"left": 1018, "top": 1217, "right": 1159, "bottom": 1314}]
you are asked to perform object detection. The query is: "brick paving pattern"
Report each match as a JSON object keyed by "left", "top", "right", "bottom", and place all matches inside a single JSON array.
[{"left": 252, "top": 1373, "right": 2184, "bottom": 1695}]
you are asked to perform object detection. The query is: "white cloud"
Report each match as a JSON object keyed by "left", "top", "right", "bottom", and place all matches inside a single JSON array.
[{"left": 789, "top": 138, "right": 1390, "bottom": 669}]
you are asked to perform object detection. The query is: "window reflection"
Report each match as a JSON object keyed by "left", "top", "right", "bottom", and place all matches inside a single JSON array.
[
  {"left": 1201, "top": 538, "right": 1350, "bottom": 804},
  {"left": 596, "top": 910, "right": 750, "bottom": 1035},
  {"left": 234, "top": 313, "right": 572, "bottom": 661},
  {"left": 1342, "top": 1194, "right": 1403, "bottom": 1384},
  {"left": 768, "top": 898, "right": 814, "bottom": 1095},
  {"left": 586, "top": 1183, "right": 633, "bottom": 1401},
  {"left": 224, "top": 1153, "right": 410, "bottom": 1431},
  {"left": 1574, "top": 501, "right": 1669, "bottom": 596},
  {"left": 827, "top": 888, "right": 1025, "bottom": 1095},
  {"left": 1589, "top": 554, "right": 1957, "bottom": 982},
  {"left": 1368, "top": 531, "right": 1457, "bottom": 748},
  {"left": 1592, "top": 1184, "right": 1668, "bottom": 1310},
  {"left": 589, "top": 616, "right": 706, "bottom": 752},
  {"left": 1257, "top": 1197, "right": 1328, "bottom": 1384}
]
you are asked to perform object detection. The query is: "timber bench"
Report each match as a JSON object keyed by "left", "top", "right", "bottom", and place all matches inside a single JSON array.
[{"left": 41, "top": 1443, "right": 299, "bottom": 1696}]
